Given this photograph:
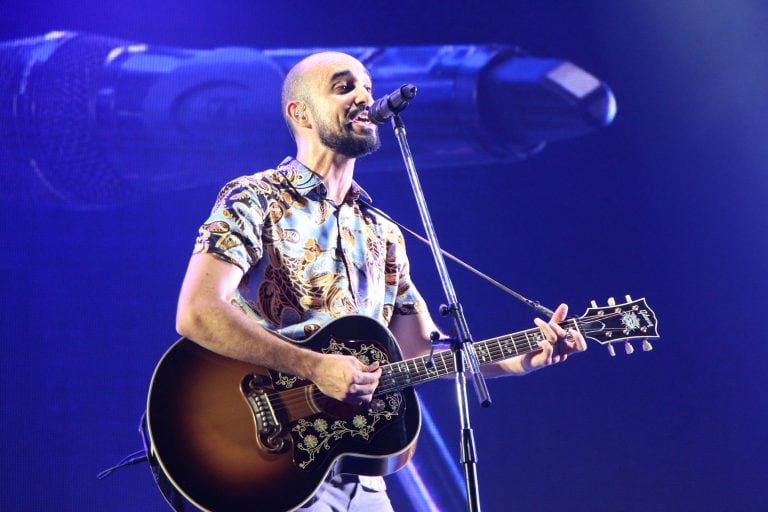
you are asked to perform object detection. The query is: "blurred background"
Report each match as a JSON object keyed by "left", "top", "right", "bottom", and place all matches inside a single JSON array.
[{"left": 1, "top": 1, "right": 766, "bottom": 511}]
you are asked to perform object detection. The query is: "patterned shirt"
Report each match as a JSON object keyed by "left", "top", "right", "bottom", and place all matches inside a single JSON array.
[{"left": 193, "top": 157, "right": 425, "bottom": 342}]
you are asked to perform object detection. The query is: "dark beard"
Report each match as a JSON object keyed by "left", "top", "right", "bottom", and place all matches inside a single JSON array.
[{"left": 316, "top": 120, "right": 381, "bottom": 158}]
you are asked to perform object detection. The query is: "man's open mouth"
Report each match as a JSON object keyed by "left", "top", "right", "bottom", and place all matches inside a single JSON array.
[{"left": 349, "top": 110, "right": 372, "bottom": 126}]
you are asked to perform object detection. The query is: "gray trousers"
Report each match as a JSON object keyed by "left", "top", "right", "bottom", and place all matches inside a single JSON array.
[{"left": 297, "top": 475, "right": 395, "bottom": 512}]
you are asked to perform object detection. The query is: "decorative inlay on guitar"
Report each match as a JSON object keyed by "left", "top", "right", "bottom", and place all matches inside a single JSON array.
[{"left": 144, "top": 297, "right": 658, "bottom": 512}]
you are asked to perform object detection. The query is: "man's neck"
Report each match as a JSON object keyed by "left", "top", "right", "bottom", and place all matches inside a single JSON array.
[{"left": 297, "top": 148, "right": 356, "bottom": 204}]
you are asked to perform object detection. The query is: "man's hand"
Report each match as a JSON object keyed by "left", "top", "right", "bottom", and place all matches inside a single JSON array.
[
  {"left": 521, "top": 303, "right": 587, "bottom": 373},
  {"left": 488, "top": 303, "right": 587, "bottom": 377},
  {"left": 309, "top": 354, "right": 382, "bottom": 404}
]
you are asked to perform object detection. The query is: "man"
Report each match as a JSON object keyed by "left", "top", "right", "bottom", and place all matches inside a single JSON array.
[{"left": 176, "top": 51, "right": 586, "bottom": 511}]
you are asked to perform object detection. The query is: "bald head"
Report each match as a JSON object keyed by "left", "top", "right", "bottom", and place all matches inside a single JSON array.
[{"left": 280, "top": 52, "right": 371, "bottom": 138}]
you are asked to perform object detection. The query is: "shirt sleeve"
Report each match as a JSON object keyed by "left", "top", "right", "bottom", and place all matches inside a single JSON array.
[
  {"left": 193, "top": 176, "right": 270, "bottom": 273},
  {"left": 388, "top": 226, "right": 427, "bottom": 316}
]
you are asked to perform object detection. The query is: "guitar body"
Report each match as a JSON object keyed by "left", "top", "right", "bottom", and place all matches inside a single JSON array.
[{"left": 145, "top": 315, "right": 421, "bottom": 512}]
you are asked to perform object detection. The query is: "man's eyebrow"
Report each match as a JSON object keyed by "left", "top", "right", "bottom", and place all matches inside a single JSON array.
[
  {"left": 329, "top": 69, "right": 372, "bottom": 84},
  {"left": 329, "top": 70, "right": 352, "bottom": 82}
]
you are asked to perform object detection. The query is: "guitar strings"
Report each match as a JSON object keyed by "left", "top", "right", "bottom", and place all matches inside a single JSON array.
[
  {"left": 258, "top": 312, "right": 636, "bottom": 416},
  {"left": 260, "top": 333, "right": 522, "bottom": 415},
  {"left": 258, "top": 313, "right": 631, "bottom": 414}
]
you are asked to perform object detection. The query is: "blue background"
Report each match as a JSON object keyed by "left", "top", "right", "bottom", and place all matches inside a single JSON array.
[{"left": 2, "top": 1, "right": 767, "bottom": 510}]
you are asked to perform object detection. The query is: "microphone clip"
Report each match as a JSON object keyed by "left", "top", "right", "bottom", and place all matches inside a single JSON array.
[
  {"left": 368, "top": 84, "right": 417, "bottom": 124},
  {"left": 425, "top": 330, "right": 444, "bottom": 369}
]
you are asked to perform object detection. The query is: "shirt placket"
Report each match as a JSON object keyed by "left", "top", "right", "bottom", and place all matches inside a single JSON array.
[{"left": 334, "top": 204, "right": 362, "bottom": 310}]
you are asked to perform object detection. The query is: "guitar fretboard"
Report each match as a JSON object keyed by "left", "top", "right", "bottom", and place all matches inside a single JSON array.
[{"left": 375, "top": 318, "right": 580, "bottom": 395}]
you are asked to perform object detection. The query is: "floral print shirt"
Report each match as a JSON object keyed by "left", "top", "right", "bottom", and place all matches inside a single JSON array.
[{"left": 194, "top": 157, "right": 425, "bottom": 341}]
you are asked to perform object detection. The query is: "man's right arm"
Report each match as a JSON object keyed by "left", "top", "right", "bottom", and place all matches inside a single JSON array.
[{"left": 175, "top": 253, "right": 381, "bottom": 403}]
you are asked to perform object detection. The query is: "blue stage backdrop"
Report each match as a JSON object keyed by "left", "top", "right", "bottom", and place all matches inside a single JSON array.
[{"left": 1, "top": 1, "right": 767, "bottom": 511}]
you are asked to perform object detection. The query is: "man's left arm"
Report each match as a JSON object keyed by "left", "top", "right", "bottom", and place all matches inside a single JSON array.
[
  {"left": 388, "top": 311, "right": 438, "bottom": 360},
  {"left": 388, "top": 303, "right": 587, "bottom": 377}
]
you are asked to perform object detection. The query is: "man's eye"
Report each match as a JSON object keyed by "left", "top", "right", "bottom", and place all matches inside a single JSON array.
[{"left": 335, "top": 83, "right": 351, "bottom": 92}]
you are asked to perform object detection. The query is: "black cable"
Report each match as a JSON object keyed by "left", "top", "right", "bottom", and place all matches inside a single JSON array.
[{"left": 360, "top": 199, "right": 555, "bottom": 318}]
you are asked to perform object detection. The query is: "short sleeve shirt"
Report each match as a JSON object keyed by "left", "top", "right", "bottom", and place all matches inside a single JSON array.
[{"left": 193, "top": 157, "right": 425, "bottom": 341}]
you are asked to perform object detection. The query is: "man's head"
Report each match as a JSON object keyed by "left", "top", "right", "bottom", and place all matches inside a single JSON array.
[{"left": 281, "top": 52, "right": 380, "bottom": 158}]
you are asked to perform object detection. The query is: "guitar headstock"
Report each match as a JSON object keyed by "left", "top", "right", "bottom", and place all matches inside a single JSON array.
[{"left": 577, "top": 296, "right": 659, "bottom": 356}]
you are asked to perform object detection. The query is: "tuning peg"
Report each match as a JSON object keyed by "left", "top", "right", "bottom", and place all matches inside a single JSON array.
[
  {"left": 590, "top": 300, "right": 598, "bottom": 308},
  {"left": 642, "top": 339, "right": 653, "bottom": 352},
  {"left": 624, "top": 342, "right": 634, "bottom": 355},
  {"left": 607, "top": 297, "right": 616, "bottom": 306},
  {"left": 625, "top": 294, "right": 632, "bottom": 302},
  {"left": 607, "top": 344, "right": 616, "bottom": 357}
]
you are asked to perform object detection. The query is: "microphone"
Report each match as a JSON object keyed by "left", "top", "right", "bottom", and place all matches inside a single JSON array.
[
  {"left": 0, "top": 32, "right": 616, "bottom": 207},
  {"left": 368, "top": 84, "right": 418, "bottom": 124}
]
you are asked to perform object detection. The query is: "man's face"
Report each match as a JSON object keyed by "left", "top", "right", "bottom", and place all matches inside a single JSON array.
[{"left": 305, "top": 55, "right": 380, "bottom": 158}]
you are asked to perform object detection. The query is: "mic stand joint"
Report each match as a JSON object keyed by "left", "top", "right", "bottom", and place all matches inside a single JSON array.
[{"left": 426, "top": 331, "right": 443, "bottom": 369}]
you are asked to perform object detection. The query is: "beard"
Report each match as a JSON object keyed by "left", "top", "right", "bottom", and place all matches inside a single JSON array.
[{"left": 313, "top": 110, "right": 381, "bottom": 158}]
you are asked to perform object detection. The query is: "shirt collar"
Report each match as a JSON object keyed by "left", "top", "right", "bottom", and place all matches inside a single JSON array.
[{"left": 277, "top": 157, "right": 373, "bottom": 205}]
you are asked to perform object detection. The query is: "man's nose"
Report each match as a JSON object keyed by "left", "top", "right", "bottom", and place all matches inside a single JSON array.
[{"left": 353, "top": 85, "right": 373, "bottom": 106}]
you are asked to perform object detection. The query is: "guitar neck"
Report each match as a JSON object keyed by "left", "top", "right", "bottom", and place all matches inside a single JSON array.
[{"left": 375, "top": 318, "right": 580, "bottom": 395}]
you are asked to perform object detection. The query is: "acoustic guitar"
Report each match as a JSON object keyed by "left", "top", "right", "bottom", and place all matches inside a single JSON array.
[{"left": 144, "top": 296, "right": 658, "bottom": 511}]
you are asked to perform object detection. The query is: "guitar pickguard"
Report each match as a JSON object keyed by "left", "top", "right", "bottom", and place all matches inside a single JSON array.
[
  {"left": 271, "top": 335, "right": 405, "bottom": 470},
  {"left": 291, "top": 392, "right": 403, "bottom": 470}
]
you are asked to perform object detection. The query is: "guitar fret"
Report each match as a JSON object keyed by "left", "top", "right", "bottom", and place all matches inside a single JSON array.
[
  {"left": 417, "top": 355, "right": 439, "bottom": 383},
  {"left": 476, "top": 343, "right": 491, "bottom": 363},
  {"left": 438, "top": 351, "right": 449, "bottom": 375},
  {"left": 495, "top": 337, "right": 505, "bottom": 359},
  {"left": 400, "top": 362, "right": 411, "bottom": 384},
  {"left": 445, "top": 351, "right": 455, "bottom": 375},
  {"left": 382, "top": 366, "right": 395, "bottom": 389},
  {"left": 512, "top": 334, "right": 520, "bottom": 352},
  {"left": 501, "top": 335, "right": 517, "bottom": 358},
  {"left": 413, "top": 359, "right": 424, "bottom": 381},
  {"left": 424, "top": 356, "right": 438, "bottom": 377},
  {"left": 385, "top": 365, "right": 396, "bottom": 391},
  {"left": 524, "top": 330, "right": 536, "bottom": 351},
  {"left": 481, "top": 341, "right": 494, "bottom": 362}
]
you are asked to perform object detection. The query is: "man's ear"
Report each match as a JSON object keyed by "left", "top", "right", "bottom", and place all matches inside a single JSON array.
[{"left": 289, "top": 102, "right": 309, "bottom": 126}]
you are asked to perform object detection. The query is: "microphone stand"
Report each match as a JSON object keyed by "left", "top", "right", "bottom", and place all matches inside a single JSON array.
[{"left": 389, "top": 112, "right": 490, "bottom": 512}]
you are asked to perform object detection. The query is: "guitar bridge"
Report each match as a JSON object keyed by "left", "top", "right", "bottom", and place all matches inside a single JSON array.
[{"left": 242, "top": 374, "right": 285, "bottom": 453}]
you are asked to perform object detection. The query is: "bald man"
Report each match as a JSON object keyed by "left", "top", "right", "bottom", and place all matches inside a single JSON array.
[{"left": 175, "top": 51, "right": 585, "bottom": 511}]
